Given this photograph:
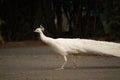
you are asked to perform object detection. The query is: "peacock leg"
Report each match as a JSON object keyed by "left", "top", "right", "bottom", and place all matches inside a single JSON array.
[
  {"left": 56, "top": 55, "right": 67, "bottom": 70},
  {"left": 72, "top": 54, "right": 78, "bottom": 69}
]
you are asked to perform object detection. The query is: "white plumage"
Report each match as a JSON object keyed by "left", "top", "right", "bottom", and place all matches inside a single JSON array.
[{"left": 34, "top": 25, "right": 120, "bottom": 70}]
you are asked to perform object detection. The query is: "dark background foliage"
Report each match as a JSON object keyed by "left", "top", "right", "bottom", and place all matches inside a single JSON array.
[{"left": 0, "top": 0, "right": 120, "bottom": 41}]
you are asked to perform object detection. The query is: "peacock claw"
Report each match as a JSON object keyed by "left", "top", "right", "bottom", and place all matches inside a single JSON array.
[{"left": 56, "top": 67, "right": 64, "bottom": 71}]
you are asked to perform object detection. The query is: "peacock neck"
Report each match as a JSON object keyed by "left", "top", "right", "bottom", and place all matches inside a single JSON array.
[{"left": 39, "top": 30, "right": 54, "bottom": 45}]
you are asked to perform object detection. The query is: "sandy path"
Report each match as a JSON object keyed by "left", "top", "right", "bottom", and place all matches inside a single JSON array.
[{"left": 0, "top": 46, "right": 120, "bottom": 80}]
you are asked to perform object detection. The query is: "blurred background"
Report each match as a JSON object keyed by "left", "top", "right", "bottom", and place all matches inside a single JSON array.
[{"left": 0, "top": 0, "right": 120, "bottom": 42}]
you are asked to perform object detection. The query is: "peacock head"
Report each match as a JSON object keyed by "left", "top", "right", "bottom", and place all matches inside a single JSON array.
[{"left": 34, "top": 25, "right": 44, "bottom": 33}]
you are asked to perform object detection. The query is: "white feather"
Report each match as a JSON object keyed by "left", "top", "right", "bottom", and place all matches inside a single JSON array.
[
  {"left": 52, "top": 38, "right": 120, "bottom": 57},
  {"left": 34, "top": 26, "right": 120, "bottom": 70}
]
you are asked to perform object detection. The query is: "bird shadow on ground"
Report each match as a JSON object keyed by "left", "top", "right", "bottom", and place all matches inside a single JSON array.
[
  {"left": 39, "top": 66, "right": 120, "bottom": 71},
  {"left": 75, "top": 66, "right": 120, "bottom": 70}
]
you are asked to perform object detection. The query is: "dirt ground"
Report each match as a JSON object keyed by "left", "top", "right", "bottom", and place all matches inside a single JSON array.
[
  {"left": 0, "top": 41, "right": 120, "bottom": 80},
  {"left": 0, "top": 41, "right": 45, "bottom": 48}
]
